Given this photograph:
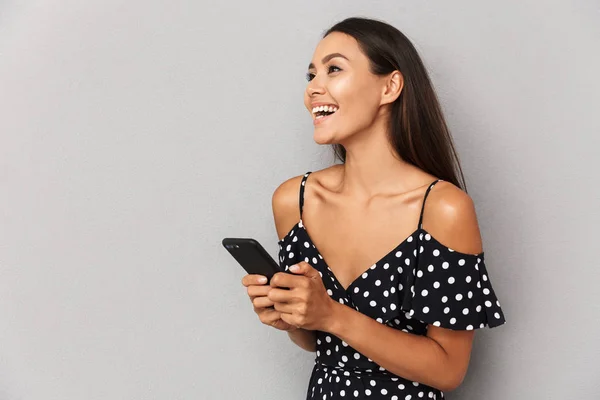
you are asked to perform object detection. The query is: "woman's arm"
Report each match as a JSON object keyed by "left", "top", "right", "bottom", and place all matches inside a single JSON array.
[
  {"left": 272, "top": 175, "right": 318, "bottom": 352},
  {"left": 287, "top": 328, "right": 317, "bottom": 352},
  {"left": 324, "top": 184, "right": 482, "bottom": 392}
]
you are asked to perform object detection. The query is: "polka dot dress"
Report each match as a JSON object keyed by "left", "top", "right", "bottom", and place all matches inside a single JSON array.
[{"left": 277, "top": 172, "right": 506, "bottom": 400}]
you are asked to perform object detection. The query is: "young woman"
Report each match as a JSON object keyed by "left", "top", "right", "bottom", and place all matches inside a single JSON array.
[{"left": 242, "top": 17, "right": 506, "bottom": 399}]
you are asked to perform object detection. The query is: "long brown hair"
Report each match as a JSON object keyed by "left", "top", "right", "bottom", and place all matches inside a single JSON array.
[{"left": 323, "top": 17, "right": 469, "bottom": 192}]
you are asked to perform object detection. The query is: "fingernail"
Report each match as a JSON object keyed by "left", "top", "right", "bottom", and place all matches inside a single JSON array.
[
  {"left": 289, "top": 264, "right": 299, "bottom": 272},
  {"left": 258, "top": 276, "right": 267, "bottom": 283}
]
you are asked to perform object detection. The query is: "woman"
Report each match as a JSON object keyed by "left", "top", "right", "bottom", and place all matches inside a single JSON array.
[{"left": 242, "top": 17, "right": 506, "bottom": 399}]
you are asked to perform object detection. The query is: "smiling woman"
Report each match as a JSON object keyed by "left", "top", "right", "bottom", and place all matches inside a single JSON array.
[{"left": 241, "top": 16, "right": 506, "bottom": 400}]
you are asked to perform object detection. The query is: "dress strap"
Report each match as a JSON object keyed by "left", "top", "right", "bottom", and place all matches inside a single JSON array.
[
  {"left": 418, "top": 179, "right": 442, "bottom": 230},
  {"left": 299, "top": 172, "right": 312, "bottom": 219}
]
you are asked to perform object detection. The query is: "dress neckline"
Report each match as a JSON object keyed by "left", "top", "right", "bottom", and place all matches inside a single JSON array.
[{"left": 278, "top": 219, "right": 484, "bottom": 293}]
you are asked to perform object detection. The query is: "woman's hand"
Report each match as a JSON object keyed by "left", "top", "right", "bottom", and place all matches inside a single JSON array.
[
  {"left": 268, "top": 262, "right": 338, "bottom": 332},
  {"left": 241, "top": 274, "right": 299, "bottom": 332}
]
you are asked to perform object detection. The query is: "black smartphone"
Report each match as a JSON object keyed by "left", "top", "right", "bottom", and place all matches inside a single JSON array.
[{"left": 222, "top": 238, "right": 282, "bottom": 283}]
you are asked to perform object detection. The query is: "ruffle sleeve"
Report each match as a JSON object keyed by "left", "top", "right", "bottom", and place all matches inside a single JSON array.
[{"left": 399, "top": 230, "right": 507, "bottom": 330}]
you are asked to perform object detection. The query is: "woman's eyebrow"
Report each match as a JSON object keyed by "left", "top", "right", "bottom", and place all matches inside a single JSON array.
[{"left": 308, "top": 53, "right": 349, "bottom": 70}]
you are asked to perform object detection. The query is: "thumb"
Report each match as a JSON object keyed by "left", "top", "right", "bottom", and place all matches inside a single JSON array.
[{"left": 289, "top": 261, "right": 319, "bottom": 277}]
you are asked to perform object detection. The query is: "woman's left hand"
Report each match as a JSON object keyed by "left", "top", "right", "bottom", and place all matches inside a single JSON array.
[{"left": 268, "top": 261, "right": 338, "bottom": 332}]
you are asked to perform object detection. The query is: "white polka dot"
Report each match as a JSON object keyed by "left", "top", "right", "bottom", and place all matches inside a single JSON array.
[
  {"left": 421, "top": 289, "right": 428, "bottom": 297},
  {"left": 289, "top": 252, "right": 294, "bottom": 258},
  {"left": 466, "top": 325, "right": 473, "bottom": 330},
  {"left": 390, "top": 275, "right": 395, "bottom": 282},
  {"left": 483, "top": 274, "right": 488, "bottom": 281},
  {"left": 417, "top": 270, "right": 423, "bottom": 278},
  {"left": 495, "top": 312, "right": 501, "bottom": 319},
  {"left": 442, "top": 262, "right": 449, "bottom": 269},
  {"left": 433, "top": 249, "right": 440, "bottom": 256},
  {"left": 448, "top": 277, "right": 455, "bottom": 284},
  {"left": 408, "top": 236, "right": 413, "bottom": 242},
  {"left": 395, "top": 251, "right": 402, "bottom": 258},
  {"left": 354, "top": 390, "right": 359, "bottom": 397},
  {"left": 362, "top": 272, "right": 368, "bottom": 279},
  {"left": 450, "top": 317, "right": 456, "bottom": 324},
  {"left": 483, "top": 288, "right": 490, "bottom": 295},
  {"left": 326, "top": 336, "right": 332, "bottom": 343},
  {"left": 354, "top": 353, "right": 360, "bottom": 359},
  {"left": 370, "top": 300, "right": 377, "bottom": 307},
  {"left": 466, "top": 276, "right": 472, "bottom": 283},
  {"left": 365, "top": 389, "right": 371, "bottom": 395},
  {"left": 485, "top": 300, "right": 492, "bottom": 307},
  {"left": 476, "top": 305, "right": 482, "bottom": 312},
  {"left": 425, "top": 234, "right": 431, "bottom": 240},
  {"left": 397, "top": 266, "right": 403, "bottom": 274},
  {"left": 304, "top": 242, "right": 310, "bottom": 248},
  {"left": 455, "top": 293, "right": 463, "bottom": 301},
  {"left": 428, "top": 264, "right": 434, "bottom": 272},
  {"left": 312, "top": 257, "right": 317, "bottom": 263},
  {"left": 458, "top": 259, "right": 465, "bottom": 266},
  {"left": 463, "top": 308, "right": 469, "bottom": 315},
  {"left": 433, "top": 281, "right": 440, "bottom": 289},
  {"left": 286, "top": 244, "right": 291, "bottom": 251},
  {"left": 363, "top": 291, "right": 370, "bottom": 297},
  {"left": 444, "top": 307, "right": 450, "bottom": 314},
  {"left": 468, "top": 291, "right": 473, "bottom": 299},
  {"left": 354, "top": 287, "right": 360, "bottom": 293},
  {"left": 381, "top": 389, "right": 388, "bottom": 395},
  {"left": 441, "top": 296, "right": 448, "bottom": 303},
  {"left": 390, "top": 303, "right": 396, "bottom": 310},
  {"left": 327, "top": 289, "right": 333, "bottom": 296},
  {"left": 340, "top": 389, "right": 345, "bottom": 397},
  {"left": 383, "top": 290, "right": 389, "bottom": 297},
  {"left": 383, "top": 263, "right": 390, "bottom": 269},
  {"left": 342, "top": 355, "right": 348, "bottom": 362},
  {"left": 382, "top": 306, "right": 387, "bottom": 313},
  {"left": 405, "top": 258, "right": 410, "bottom": 265},
  {"left": 422, "top": 306, "right": 429, "bottom": 314},
  {"left": 375, "top": 280, "right": 381, "bottom": 286}
]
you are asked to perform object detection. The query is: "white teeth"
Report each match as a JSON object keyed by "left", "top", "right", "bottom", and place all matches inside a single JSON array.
[{"left": 312, "top": 105, "right": 338, "bottom": 115}]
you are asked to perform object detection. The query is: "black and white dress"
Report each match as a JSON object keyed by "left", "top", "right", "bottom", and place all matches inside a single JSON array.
[{"left": 277, "top": 172, "right": 506, "bottom": 400}]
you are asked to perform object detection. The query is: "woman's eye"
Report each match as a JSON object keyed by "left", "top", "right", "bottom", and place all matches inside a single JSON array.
[{"left": 305, "top": 65, "right": 342, "bottom": 82}]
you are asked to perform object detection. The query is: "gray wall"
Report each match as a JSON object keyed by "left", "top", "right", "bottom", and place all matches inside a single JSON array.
[{"left": 1, "top": 0, "right": 599, "bottom": 399}]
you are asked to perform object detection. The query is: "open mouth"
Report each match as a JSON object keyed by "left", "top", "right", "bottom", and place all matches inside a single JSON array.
[{"left": 312, "top": 105, "right": 338, "bottom": 124}]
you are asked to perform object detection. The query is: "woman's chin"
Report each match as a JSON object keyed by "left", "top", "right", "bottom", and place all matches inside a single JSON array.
[{"left": 313, "top": 131, "right": 337, "bottom": 145}]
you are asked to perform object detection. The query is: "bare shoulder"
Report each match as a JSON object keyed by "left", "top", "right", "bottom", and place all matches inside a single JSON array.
[
  {"left": 271, "top": 167, "right": 339, "bottom": 241},
  {"left": 271, "top": 173, "right": 306, "bottom": 241},
  {"left": 422, "top": 180, "right": 483, "bottom": 255}
]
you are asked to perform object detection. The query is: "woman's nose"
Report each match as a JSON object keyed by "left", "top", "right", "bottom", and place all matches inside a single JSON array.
[{"left": 307, "top": 82, "right": 325, "bottom": 96}]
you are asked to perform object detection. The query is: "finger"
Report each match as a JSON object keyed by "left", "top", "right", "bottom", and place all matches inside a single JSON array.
[
  {"left": 273, "top": 301, "right": 295, "bottom": 314},
  {"left": 270, "top": 271, "right": 306, "bottom": 289},
  {"left": 289, "top": 261, "right": 320, "bottom": 279},
  {"left": 279, "top": 312, "right": 298, "bottom": 327},
  {"left": 247, "top": 285, "right": 271, "bottom": 299},
  {"left": 252, "top": 296, "right": 275, "bottom": 309},
  {"left": 268, "top": 287, "right": 296, "bottom": 303},
  {"left": 258, "top": 308, "right": 282, "bottom": 325},
  {"left": 242, "top": 274, "right": 268, "bottom": 287}
]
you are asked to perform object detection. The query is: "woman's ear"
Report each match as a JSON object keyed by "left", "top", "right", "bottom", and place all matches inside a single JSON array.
[{"left": 380, "top": 70, "right": 404, "bottom": 106}]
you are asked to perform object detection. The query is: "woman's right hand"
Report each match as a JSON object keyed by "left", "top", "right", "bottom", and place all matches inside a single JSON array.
[{"left": 242, "top": 274, "right": 298, "bottom": 332}]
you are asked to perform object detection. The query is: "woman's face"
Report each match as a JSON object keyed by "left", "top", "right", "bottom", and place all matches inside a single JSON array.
[{"left": 304, "top": 32, "right": 388, "bottom": 146}]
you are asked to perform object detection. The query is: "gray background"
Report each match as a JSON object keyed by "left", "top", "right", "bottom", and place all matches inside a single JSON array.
[{"left": 1, "top": 0, "right": 599, "bottom": 399}]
